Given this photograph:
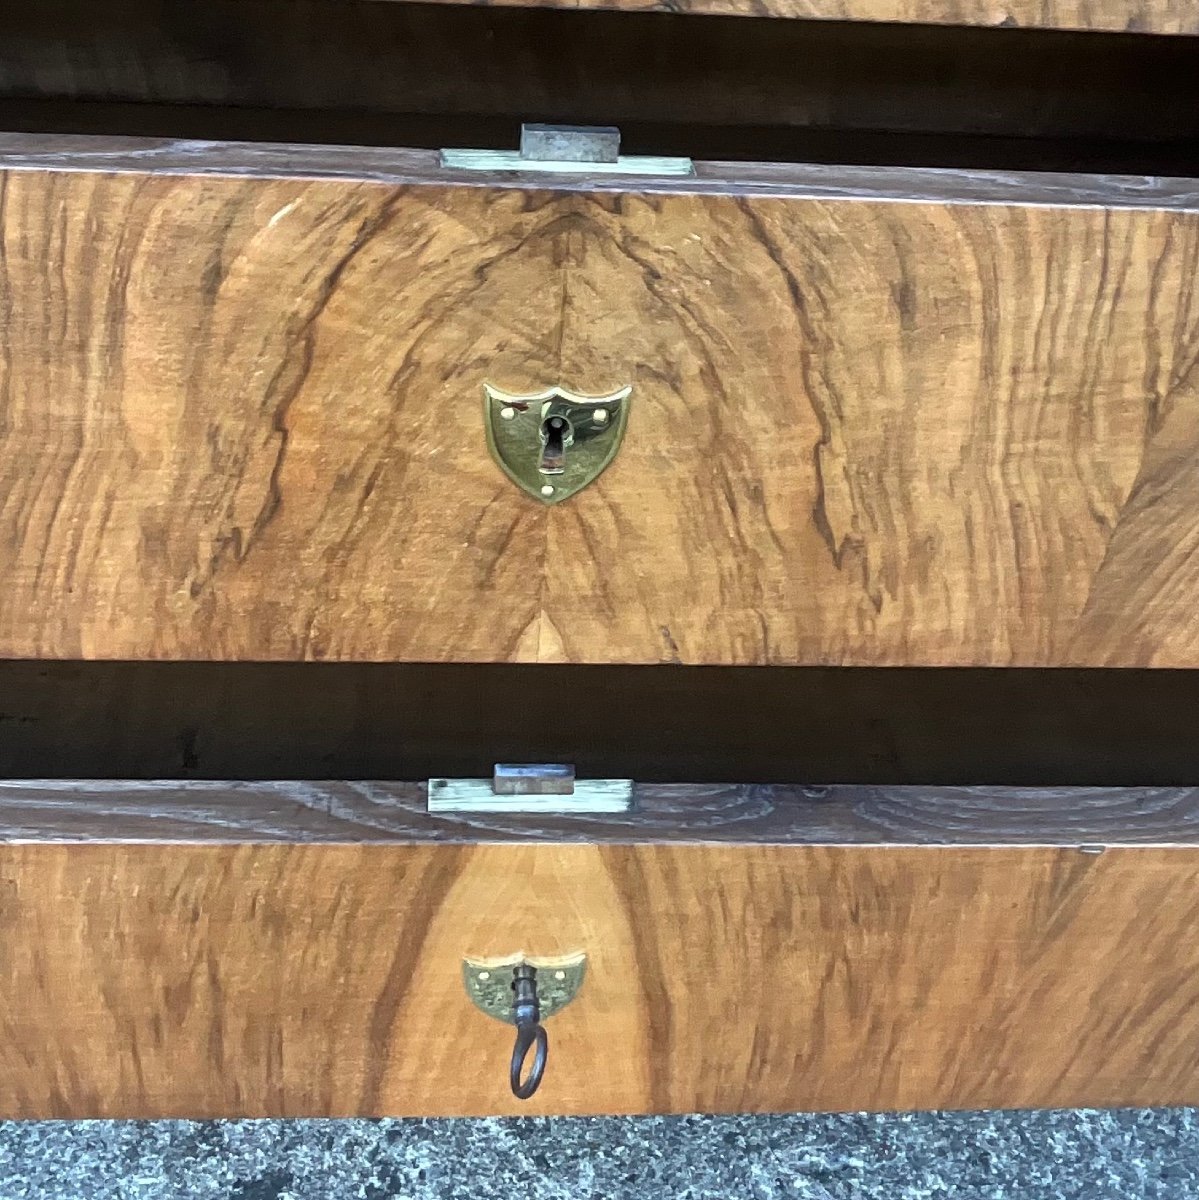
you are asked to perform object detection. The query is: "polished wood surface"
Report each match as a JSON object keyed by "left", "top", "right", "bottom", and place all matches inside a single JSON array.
[
  {"left": 547, "top": 189, "right": 1199, "bottom": 667},
  {"left": 4, "top": 836, "right": 1199, "bottom": 1116},
  {"left": 0, "top": 168, "right": 552, "bottom": 661},
  {"left": 1, "top": 146, "right": 1197, "bottom": 665},
  {"left": 407, "top": 0, "right": 1199, "bottom": 35}
]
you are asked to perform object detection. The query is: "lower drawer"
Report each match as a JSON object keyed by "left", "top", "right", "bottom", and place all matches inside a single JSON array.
[{"left": 2, "top": 781, "right": 1198, "bottom": 1117}]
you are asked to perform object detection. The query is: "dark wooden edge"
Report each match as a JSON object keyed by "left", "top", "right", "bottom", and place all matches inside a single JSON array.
[
  {"left": 3, "top": 781, "right": 1199, "bottom": 846},
  {"left": 0, "top": 134, "right": 1196, "bottom": 211}
]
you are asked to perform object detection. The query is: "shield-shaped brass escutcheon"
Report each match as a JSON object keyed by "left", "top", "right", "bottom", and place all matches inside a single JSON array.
[
  {"left": 463, "top": 952, "right": 587, "bottom": 1024},
  {"left": 484, "top": 384, "right": 631, "bottom": 504}
]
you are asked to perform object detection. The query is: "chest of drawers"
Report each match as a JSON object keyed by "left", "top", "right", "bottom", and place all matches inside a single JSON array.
[{"left": 1, "top": 0, "right": 1199, "bottom": 1118}]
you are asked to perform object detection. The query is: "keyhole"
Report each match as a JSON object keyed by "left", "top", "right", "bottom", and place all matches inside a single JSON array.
[{"left": 540, "top": 415, "right": 571, "bottom": 475}]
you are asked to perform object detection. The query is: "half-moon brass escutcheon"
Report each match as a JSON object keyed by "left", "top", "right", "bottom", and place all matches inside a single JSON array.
[
  {"left": 484, "top": 384, "right": 631, "bottom": 504},
  {"left": 462, "top": 951, "right": 587, "bottom": 1024},
  {"left": 464, "top": 951, "right": 587, "bottom": 1099}
]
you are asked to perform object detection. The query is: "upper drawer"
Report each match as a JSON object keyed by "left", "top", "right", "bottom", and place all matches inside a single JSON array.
[
  {"left": 409, "top": 0, "right": 1198, "bottom": 35},
  {"left": 1, "top": 1, "right": 1198, "bottom": 666},
  {"left": 405, "top": 0, "right": 1199, "bottom": 33},
  {"left": 2, "top": 137, "right": 1198, "bottom": 666}
]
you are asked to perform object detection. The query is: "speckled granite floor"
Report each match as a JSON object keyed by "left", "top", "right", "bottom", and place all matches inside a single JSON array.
[{"left": 1, "top": 1111, "right": 1197, "bottom": 1199}]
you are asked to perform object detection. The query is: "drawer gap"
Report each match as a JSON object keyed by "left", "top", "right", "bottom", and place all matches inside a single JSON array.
[
  {"left": 0, "top": 0, "right": 1197, "bottom": 176},
  {"left": 2, "top": 662, "right": 1199, "bottom": 787}
]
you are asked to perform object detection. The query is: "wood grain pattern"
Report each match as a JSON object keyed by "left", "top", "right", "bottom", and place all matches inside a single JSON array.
[
  {"left": 5, "top": 839, "right": 1199, "bottom": 1116},
  {"left": 551, "top": 190, "right": 1199, "bottom": 666},
  {"left": 2, "top": 144, "right": 1198, "bottom": 664},
  {"left": 409, "top": 0, "right": 1199, "bottom": 35},
  {"left": 4, "top": 137, "right": 1199, "bottom": 208},
  {"left": 3, "top": 779, "right": 1199, "bottom": 844},
  {"left": 0, "top": 170, "right": 556, "bottom": 660}
]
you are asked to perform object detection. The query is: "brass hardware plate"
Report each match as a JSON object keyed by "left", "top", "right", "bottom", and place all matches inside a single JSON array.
[
  {"left": 484, "top": 383, "right": 632, "bottom": 504},
  {"left": 428, "top": 776, "right": 633, "bottom": 813},
  {"left": 443, "top": 122, "right": 693, "bottom": 176},
  {"left": 493, "top": 763, "right": 575, "bottom": 795},
  {"left": 521, "top": 123, "right": 620, "bottom": 163},
  {"left": 464, "top": 952, "right": 587, "bottom": 1025},
  {"left": 442, "top": 149, "right": 694, "bottom": 176}
]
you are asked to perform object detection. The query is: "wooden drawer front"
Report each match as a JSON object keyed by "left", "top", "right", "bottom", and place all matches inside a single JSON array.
[
  {"left": 2, "top": 149, "right": 1198, "bottom": 666},
  {"left": 409, "top": 0, "right": 1199, "bottom": 37},
  {"left": 3, "top": 810, "right": 1199, "bottom": 1118}
]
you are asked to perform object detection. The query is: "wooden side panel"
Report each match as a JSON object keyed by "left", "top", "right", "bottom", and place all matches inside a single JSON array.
[
  {"left": 412, "top": 0, "right": 1199, "bottom": 36},
  {"left": 3, "top": 842, "right": 1199, "bottom": 1117},
  {"left": 1, "top": 166, "right": 1199, "bottom": 665}
]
